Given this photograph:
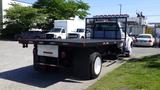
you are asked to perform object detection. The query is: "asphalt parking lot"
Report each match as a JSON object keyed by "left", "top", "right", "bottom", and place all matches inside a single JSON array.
[{"left": 0, "top": 41, "right": 160, "bottom": 90}]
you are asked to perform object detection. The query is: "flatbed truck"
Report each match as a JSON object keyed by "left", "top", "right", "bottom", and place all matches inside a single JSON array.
[{"left": 19, "top": 15, "right": 132, "bottom": 79}]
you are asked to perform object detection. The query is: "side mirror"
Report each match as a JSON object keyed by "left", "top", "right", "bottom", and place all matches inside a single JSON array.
[{"left": 62, "top": 29, "right": 65, "bottom": 33}]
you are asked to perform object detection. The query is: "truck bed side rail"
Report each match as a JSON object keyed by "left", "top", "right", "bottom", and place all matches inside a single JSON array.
[{"left": 19, "top": 39, "right": 124, "bottom": 48}]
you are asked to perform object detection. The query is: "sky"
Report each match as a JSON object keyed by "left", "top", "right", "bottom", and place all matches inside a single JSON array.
[{"left": 18, "top": 0, "right": 160, "bottom": 23}]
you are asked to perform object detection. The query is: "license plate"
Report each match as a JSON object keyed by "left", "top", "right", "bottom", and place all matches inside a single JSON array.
[
  {"left": 37, "top": 45, "right": 58, "bottom": 58},
  {"left": 140, "top": 40, "right": 146, "bottom": 42}
]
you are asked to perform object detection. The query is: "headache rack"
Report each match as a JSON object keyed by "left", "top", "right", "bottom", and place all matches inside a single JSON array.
[{"left": 85, "top": 14, "right": 128, "bottom": 40}]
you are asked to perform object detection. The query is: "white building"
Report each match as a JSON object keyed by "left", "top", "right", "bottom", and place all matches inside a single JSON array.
[
  {"left": 127, "top": 16, "right": 147, "bottom": 36},
  {"left": 0, "top": 0, "right": 32, "bottom": 29}
]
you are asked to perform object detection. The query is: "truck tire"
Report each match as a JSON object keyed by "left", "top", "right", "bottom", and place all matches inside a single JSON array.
[
  {"left": 58, "top": 37, "right": 61, "bottom": 39},
  {"left": 125, "top": 51, "right": 131, "bottom": 57},
  {"left": 72, "top": 48, "right": 102, "bottom": 79},
  {"left": 90, "top": 52, "right": 102, "bottom": 79},
  {"left": 81, "top": 36, "right": 85, "bottom": 39}
]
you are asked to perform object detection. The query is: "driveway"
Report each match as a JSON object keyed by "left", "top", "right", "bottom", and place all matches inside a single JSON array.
[{"left": 0, "top": 41, "right": 160, "bottom": 90}]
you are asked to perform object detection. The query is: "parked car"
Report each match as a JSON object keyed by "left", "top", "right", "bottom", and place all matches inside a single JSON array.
[
  {"left": 15, "top": 31, "right": 47, "bottom": 40},
  {"left": 76, "top": 29, "right": 85, "bottom": 38},
  {"left": 134, "top": 34, "right": 155, "bottom": 46}
]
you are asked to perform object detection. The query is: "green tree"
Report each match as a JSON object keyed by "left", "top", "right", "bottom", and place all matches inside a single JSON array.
[
  {"left": 33, "top": 0, "right": 90, "bottom": 20},
  {"left": 33, "top": 0, "right": 89, "bottom": 29},
  {"left": 1, "top": 23, "right": 24, "bottom": 39},
  {"left": 5, "top": 4, "right": 47, "bottom": 30}
]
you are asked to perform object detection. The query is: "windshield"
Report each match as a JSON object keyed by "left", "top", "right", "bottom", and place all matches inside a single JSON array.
[
  {"left": 77, "top": 29, "right": 84, "bottom": 32},
  {"left": 94, "top": 23, "right": 118, "bottom": 31},
  {"left": 138, "top": 35, "right": 151, "bottom": 38},
  {"left": 50, "top": 28, "right": 61, "bottom": 32}
]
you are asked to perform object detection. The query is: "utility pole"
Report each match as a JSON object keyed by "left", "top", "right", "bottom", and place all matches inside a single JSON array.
[{"left": 119, "top": 4, "right": 122, "bottom": 15}]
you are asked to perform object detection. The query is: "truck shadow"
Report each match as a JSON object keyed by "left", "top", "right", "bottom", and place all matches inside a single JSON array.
[{"left": 0, "top": 65, "right": 82, "bottom": 88}]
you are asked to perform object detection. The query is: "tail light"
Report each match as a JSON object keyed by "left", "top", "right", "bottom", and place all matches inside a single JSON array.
[{"left": 149, "top": 40, "right": 152, "bottom": 42}]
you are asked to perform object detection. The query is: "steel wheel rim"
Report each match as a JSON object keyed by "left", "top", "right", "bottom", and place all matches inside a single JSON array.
[{"left": 94, "top": 57, "right": 101, "bottom": 75}]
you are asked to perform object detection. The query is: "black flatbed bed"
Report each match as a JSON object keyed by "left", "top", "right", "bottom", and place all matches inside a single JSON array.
[{"left": 19, "top": 39, "right": 123, "bottom": 47}]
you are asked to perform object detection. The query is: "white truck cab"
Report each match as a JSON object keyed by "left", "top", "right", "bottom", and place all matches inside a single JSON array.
[
  {"left": 46, "top": 27, "right": 66, "bottom": 39},
  {"left": 93, "top": 21, "right": 133, "bottom": 57},
  {"left": 68, "top": 28, "right": 86, "bottom": 39},
  {"left": 118, "top": 22, "right": 133, "bottom": 56},
  {"left": 76, "top": 29, "right": 86, "bottom": 39}
]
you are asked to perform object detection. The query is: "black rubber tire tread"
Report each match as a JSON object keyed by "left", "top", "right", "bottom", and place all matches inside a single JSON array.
[
  {"left": 72, "top": 48, "right": 101, "bottom": 79},
  {"left": 90, "top": 52, "right": 102, "bottom": 79},
  {"left": 58, "top": 37, "right": 61, "bottom": 39},
  {"left": 125, "top": 53, "right": 130, "bottom": 57}
]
